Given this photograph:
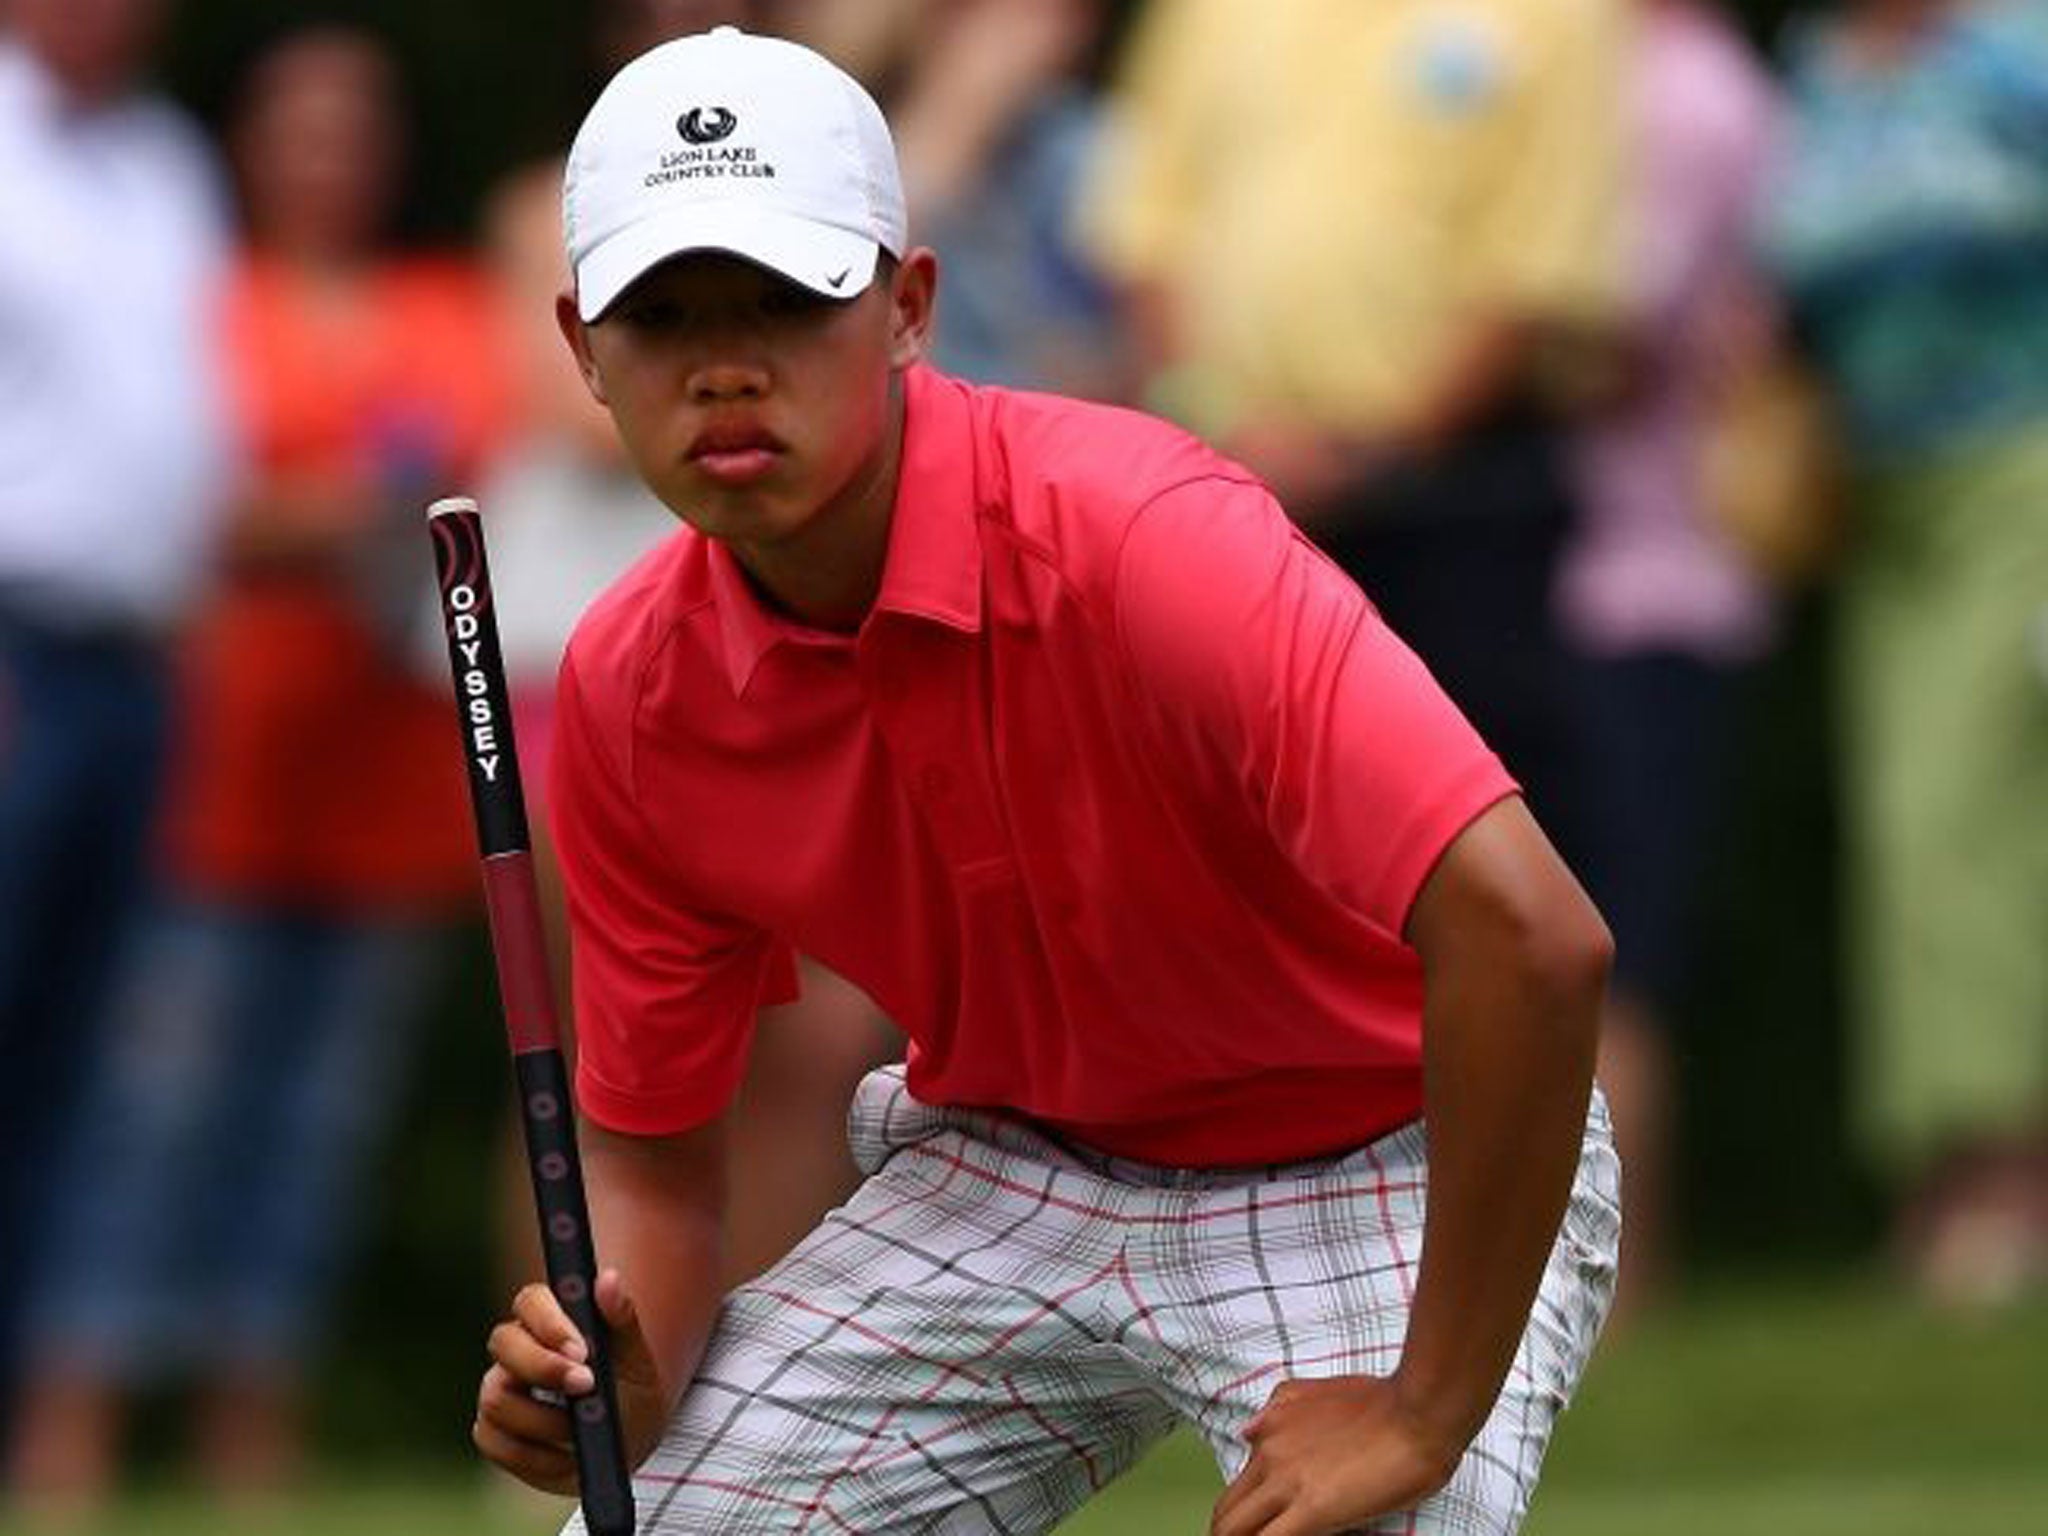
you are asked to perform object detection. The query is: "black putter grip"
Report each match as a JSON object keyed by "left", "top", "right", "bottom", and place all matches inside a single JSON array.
[{"left": 518, "top": 1050, "right": 636, "bottom": 1536}]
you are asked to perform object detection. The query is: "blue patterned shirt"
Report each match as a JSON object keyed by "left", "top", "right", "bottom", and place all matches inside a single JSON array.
[{"left": 1759, "top": 0, "right": 2048, "bottom": 462}]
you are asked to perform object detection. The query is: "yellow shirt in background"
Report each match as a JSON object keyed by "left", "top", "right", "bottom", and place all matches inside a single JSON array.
[{"left": 1083, "top": 0, "right": 1624, "bottom": 437}]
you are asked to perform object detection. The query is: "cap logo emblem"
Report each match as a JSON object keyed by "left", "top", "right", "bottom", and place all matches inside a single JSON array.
[{"left": 678, "top": 107, "right": 738, "bottom": 145}]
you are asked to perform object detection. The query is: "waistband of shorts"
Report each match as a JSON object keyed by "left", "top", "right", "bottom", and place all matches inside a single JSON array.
[
  {"left": 850, "top": 1067, "right": 1615, "bottom": 1193},
  {"left": 847, "top": 1066, "right": 1455, "bottom": 1192}
]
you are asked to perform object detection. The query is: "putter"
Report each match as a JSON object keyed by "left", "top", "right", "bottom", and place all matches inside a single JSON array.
[{"left": 428, "top": 495, "right": 635, "bottom": 1536}]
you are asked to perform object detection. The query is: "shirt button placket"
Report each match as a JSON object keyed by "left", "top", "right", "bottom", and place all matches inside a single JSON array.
[{"left": 867, "top": 630, "right": 1006, "bottom": 871}]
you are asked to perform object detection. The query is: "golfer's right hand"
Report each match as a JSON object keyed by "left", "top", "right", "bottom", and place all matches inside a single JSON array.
[{"left": 475, "top": 1268, "right": 669, "bottom": 1495}]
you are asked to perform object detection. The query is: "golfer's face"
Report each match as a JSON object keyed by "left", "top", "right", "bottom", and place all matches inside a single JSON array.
[{"left": 577, "top": 254, "right": 900, "bottom": 550}]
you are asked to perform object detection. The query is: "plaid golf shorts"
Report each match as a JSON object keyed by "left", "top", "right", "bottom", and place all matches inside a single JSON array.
[{"left": 566, "top": 1066, "right": 1620, "bottom": 1535}]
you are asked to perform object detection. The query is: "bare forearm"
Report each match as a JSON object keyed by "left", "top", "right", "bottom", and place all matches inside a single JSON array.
[
  {"left": 223, "top": 476, "right": 371, "bottom": 572},
  {"left": 583, "top": 1121, "right": 729, "bottom": 1408},
  {"left": 1396, "top": 951, "right": 1601, "bottom": 1445},
  {"left": 1400, "top": 317, "right": 1531, "bottom": 457},
  {"left": 1407, "top": 309, "right": 1628, "bottom": 448},
  {"left": 1395, "top": 801, "right": 1608, "bottom": 1451}
]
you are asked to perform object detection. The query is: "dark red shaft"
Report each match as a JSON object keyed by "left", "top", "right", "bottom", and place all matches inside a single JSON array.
[{"left": 481, "top": 851, "right": 560, "bottom": 1055}]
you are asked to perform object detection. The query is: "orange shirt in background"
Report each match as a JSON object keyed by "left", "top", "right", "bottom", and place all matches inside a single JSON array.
[{"left": 162, "top": 254, "right": 516, "bottom": 909}]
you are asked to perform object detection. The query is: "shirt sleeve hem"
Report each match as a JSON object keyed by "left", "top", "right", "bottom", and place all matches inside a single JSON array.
[
  {"left": 1380, "top": 760, "right": 1521, "bottom": 935},
  {"left": 574, "top": 1059, "right": 729, "bottom": 1139}
]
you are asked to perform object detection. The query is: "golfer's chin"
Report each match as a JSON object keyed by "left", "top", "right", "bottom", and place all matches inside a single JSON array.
[{"left": 673, "top": 471, "right": 810, "bottom": 544}]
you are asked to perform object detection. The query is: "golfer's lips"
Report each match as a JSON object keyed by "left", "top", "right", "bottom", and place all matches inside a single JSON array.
[{"left": 688, "top": 420, "right": 786, "bottom": 485}]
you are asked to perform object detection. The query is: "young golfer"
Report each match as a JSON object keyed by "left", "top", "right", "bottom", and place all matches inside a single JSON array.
[{"left": 476, "top": 27, "right": 1620, "bottom": 1536}]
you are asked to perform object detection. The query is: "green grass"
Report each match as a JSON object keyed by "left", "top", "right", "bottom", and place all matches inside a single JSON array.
[
  {"left": 7, "top": 1278, "right": 2043, "bottom": 1535},
  {"left": 0, "top": 1485, "right": 557, "bottom": 1536}
]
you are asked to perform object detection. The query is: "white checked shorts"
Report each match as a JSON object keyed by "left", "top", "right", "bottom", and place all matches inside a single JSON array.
[{"left": 565, "top": 1066, "right": 1621, "bottom": 1535}]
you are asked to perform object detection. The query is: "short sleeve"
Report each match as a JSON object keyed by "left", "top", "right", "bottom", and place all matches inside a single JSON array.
[
  {"left": 1113, "top": 477, "right": 1517, "bottom": 935},
  {"left": 551, "top": 647, "right": 798, "bottom": 1134}
]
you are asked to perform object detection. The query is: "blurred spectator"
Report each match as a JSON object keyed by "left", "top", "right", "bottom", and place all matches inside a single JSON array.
[
  {"left": 5, "top": 24, "right": 512, "bottom": 1509},
  {"left": 0, "top": 0, "right": 232, "bottom": 1437},
  {"left": 1758, "top": 0, "right": 2048, "bottom": 1309},
  {"left": 1083, "top": 0, "right": 1625, "bottom": 898},
  {"left": 1557, "top": 0, "right": 1782, "bottom": 1317},
  {"left": 848, "top": 0, "right": 1130, "bottom": 396},
  {"left": 594, "top": 0, "right": 768, "bottom": 70}
]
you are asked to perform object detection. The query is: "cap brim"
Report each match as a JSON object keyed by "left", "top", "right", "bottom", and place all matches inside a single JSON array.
[{"left": 575, "top": 202, "right": 881, "bottom": 322}]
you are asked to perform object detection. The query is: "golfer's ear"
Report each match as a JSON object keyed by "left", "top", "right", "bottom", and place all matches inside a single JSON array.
[
  {"left": 557, "top": 289, "right": 608, "bottom": 405},
  {"left": 888, "top": 248, "right": 938, "bottom": 370}
]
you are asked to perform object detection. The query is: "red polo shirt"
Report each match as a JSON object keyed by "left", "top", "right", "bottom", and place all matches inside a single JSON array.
[{"left": 553, "top": 366, "right": 1515, "bottom": 1166}]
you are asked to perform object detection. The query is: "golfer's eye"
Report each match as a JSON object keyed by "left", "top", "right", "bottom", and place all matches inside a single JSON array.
[
  {"left": 617, "top": 299, "right": 689, "bottom": 332},
  {"left": 761, "top": 285, "right": 832, "bottom": 319}
]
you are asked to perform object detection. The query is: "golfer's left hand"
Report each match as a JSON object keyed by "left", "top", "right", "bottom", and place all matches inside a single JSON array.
[{"left": 1210, "top": 1375, "right": 1465, "bottom": 1536}]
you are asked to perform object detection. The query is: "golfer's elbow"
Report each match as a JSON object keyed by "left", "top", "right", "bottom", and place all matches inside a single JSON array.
[
  {"left": 1520, "top": 887, "right": 1612, "bottom": 1038},
  {"left": 1408, "top": 796, "right": 1611, "bottom": 1050}
]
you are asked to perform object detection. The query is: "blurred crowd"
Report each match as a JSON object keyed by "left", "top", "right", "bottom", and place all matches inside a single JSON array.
[{"left": 1, "top": 0, "right": 2045, "bottom": 1514}]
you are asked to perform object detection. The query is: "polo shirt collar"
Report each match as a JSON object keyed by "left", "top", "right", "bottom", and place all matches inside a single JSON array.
[
  {"left": 871, "top": 364, "right": 984, "bottom": 635},
  {"left": 710, "top": 530, "right": 826, "bottom": 696},
  {"left": 709, "top": 363, "right": 983, "bottom": 696}
]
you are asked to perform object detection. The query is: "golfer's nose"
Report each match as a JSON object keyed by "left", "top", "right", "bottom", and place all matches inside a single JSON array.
[{"left": 688, "top": 357, "right": 769, "bottom": 404}]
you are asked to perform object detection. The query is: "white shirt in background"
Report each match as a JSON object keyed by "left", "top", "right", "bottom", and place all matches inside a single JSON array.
[
  {"left": 0, "top": 43, "right": 234, "bottom": 633},
  {"left": 476, "top": 445, "right": 679, "bottom": 688}
]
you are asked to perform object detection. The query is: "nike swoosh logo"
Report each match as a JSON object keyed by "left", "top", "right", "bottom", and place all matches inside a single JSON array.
[{"left": 825, "top": 268, "right": 851, "bottom": 289}]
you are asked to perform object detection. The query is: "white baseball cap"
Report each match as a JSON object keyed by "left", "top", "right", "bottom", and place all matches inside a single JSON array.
[{"left": 563, "top": 26, "right": 908, "bottom": 323}]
